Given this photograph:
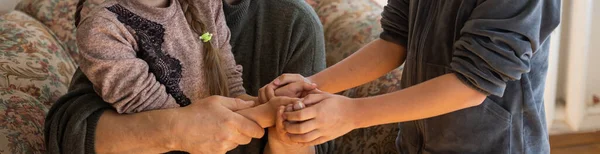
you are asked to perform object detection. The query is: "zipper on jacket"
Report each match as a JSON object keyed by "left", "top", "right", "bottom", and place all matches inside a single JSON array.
[{"left": 415, "top": 1, "right": 439, "bottom": 153}]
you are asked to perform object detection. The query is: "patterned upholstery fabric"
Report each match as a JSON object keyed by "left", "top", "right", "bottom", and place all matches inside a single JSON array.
[
  {"left": 0, "top": 0, "right": 402, "bottom": 153},
  {"left": 0, "top": 89, "right": 47, "bottom": 154},
  {"left": 0, "top": 10, "right": 77, "bottom": 154},
  {"left": 0, "top": 11, "right": 76, "bottom": 107},
  {"left": 308, "top": 0, "right": 402, "bottom": 153},
  {"left": 15, "top": 0, "right": 81, "bottom": 62}
]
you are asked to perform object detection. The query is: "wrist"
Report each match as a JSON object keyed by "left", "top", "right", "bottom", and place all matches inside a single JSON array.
[
  {"left": 256, "top": 103, "right": 276, "bottom": 127},
  {"left": 153, "top": 109, "right": 182, "bottom": 151},
  {"left": 266, "top": 135, "right": 314, "bottom": 154},
  {"left": 349, "top": 98, "right": 368, "bottom": 128},
  {"left": 236, "top": 104, "right": 275, "bottom": 128}
]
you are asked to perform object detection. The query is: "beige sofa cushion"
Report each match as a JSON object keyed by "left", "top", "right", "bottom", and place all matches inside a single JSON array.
[{"left": 0, "top": 11, "right": 76, "bottom": 107}]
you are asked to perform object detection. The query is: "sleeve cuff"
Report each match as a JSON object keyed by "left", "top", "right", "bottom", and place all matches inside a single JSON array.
[
  {"left": 380, "top": 30, "right": 408, "bottom": 47},
  {"left": 451, "top": 61, "right": 504, "bottom": 97},
  {"left": 228, "top": 64, "right": 246, "bottom": 98},
  {"left": 84, "top": 109, "right": 107, "bottom": 154},
  {"left": 314, "top": 140, "right": 335, "bottom": 154}
]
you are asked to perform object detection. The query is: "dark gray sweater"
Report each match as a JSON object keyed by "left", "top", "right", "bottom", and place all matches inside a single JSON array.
[
  {"left": 224, "top": 0, "right": 328, "bottom": 153},
  {"left": 44, "top": 0, "right": 329, "bottom": 153},
  {"left": 224, "top": 0, "right": 326, "bottom": 96}
]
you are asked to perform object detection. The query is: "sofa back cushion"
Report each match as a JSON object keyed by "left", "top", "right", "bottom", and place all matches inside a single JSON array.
[
  {"left": 15, "top": 0, "right": 81, "bottom": 62},
  {"left": 0, "top": 11, "right": 77, "bottom": 108}
]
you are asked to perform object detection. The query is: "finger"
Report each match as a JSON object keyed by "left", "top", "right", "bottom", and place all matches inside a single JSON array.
[
  {"left": 259, "top": 88, "right": 266, "bottom": 104},
  {"left": 274, "top": 81, "right": 316, "bottom": 97},
  {"left": 274, "top": 87, "right": 298, "bottom": 98},
  {"left": 286, "top": 104, "right": 294, "bottom": 112},
  {"left": 231, "top": 114, "right": 265, "bottom": 138},
  {"left": 283, "top": 104, "right": 293, "bottom": 120},
  {"left": 308, "top": 89, "right": 323, "bottom": 95},
  {"left": 265, "top": 83, "right": 277, "bottom": 100},
  {"left": 268, "top": 97, "right": 300, "bottom": 107},
  {"left": 221, "top": 98, "right": 255, "bottom": 111},
  {"left": 284, "top": 107, "right": 317, "bottom": 121},
  {"left": 231, "top": 130, "right": 253, "bottom": 145},
  {"left": 222, "top": 142, "right": 239, "bottom": 152},
  {"left": 305, "top": 137, "right": 330, "bottom": 146},
  {"left": 293, "top": 82, "right": 317, "bottom": 92},
  {"left": 301, "top": 88, "right": 322, "bottom": 98},
  {"left": 284, "top": 119, "right": 318, "bottom": 134},
  {"left": 274, "top": 74, "right": 305, "bottom": 86},
  {"left": 293, "top": 101, "right": 306, "bottom": 111},
  {"left": 301, "top": 94, "right": 328, "bottom": 106},
  {"left": 287, "top": 129, "right": 322, "bottom": 143},
  {"left": 276, "top": 106, "right": 286, "bottom": 132}
]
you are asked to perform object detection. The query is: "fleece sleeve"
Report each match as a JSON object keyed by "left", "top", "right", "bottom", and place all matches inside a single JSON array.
[
  {"left": 379, "top": 0, "right": 410, "bottom": 48},
  {"left": 449, "top": 0, "right": 560, "bottom": 96}
]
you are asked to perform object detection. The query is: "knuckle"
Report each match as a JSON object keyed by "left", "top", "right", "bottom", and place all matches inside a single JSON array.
[
  {"left": 217, "top": 131, "right": 233, "bottom": 142},
  {"left": 217, "top": 143, "right": 229, "bottom": 151},
  {"left": 242, "top": 137, "right": 252, "bottom": 144},
  {"left": 221, "top": 116, "right": 236, "bottom": 126},
  {"left": 222, "top": 132, "right": 234, "bottom": 141},
  {"left": 280, "top": 74, "right": 289, "bottom": 79},
  {"left": 215, "top": 132, "right": 226, "bottom": 142}
]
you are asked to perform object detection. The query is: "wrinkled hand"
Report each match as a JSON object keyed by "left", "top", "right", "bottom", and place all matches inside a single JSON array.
[
  {"left": 283, "top": 93, "right": 359, "bottom": 146},
  {"left": 258, "top": 74, "right": 318, "bottom": 104},
  {"left": 172, "top": 96, "right": 265, "bottom": 153}
]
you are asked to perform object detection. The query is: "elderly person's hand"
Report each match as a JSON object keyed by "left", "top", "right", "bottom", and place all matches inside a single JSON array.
[{"left": 173, "top": 96, "right": 265, "bottom": 153}]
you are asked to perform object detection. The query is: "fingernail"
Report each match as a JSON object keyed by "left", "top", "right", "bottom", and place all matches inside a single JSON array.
[
  {"left": 311, "top": 83, "right": 317, "bottom": 87},
  {"left": 279, "top": 106, "right": 286, "bottom": 117},
  {"left": 273, "top": 79, "right": 280, "bottom": 85},
  {"left": 293, "top": 102, "right": 305, "bottom": 110}
]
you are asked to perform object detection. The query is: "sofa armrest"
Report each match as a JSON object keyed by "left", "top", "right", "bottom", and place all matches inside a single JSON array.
[{"left": 0, "top": 89, "right": 48, "bottom": 153}]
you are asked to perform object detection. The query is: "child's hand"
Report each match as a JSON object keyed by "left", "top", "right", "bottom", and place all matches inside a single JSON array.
[
  {"left": 266, "top": 102, "right": 313, "bottom": 153},
  {"left": 258, "top": 74, "right": 318, "bottom": 104},
  {"left": 283, "top": 92, "right": 358, "bottom": 146}
]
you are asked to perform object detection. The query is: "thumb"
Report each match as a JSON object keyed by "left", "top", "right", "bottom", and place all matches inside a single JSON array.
[
  {"left": 222, "top": 98, "right": 255, "bottom": 111},
  {"left": 291, "top": 82, "right": 317, "bottom": 92}
]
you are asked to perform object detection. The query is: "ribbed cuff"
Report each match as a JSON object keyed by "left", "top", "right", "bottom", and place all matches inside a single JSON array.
[
  {"left": 380, "top": 30, "right": 408, "bottom": 48},
  {"left": 84, "top": 109, "right": 107, "bottom": 154}
]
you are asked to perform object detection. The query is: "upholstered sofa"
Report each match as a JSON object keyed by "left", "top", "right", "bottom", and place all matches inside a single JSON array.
[{"left": 0, "top": 0, "right": 402, "bottom": 153}]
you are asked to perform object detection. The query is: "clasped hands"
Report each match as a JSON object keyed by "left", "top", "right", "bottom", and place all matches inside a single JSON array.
[{"left": 259, "top": 74, "right": 360, "bottom": 147}]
